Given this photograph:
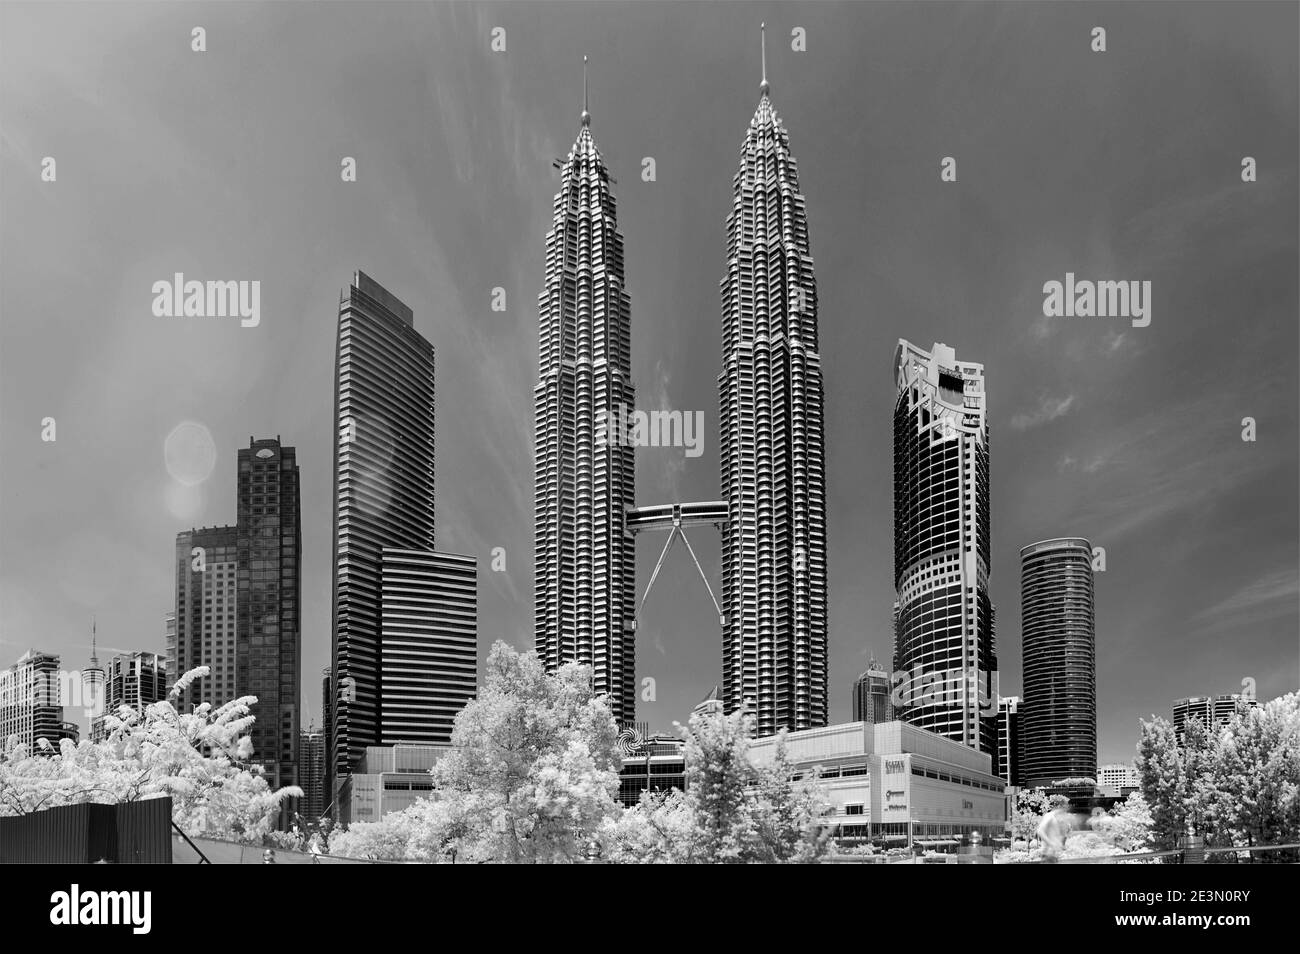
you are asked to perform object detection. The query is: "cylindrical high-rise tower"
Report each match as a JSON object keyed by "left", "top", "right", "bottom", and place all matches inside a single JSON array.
[{"left": 1020, "top": 537, "right": 1097, "bottom": 787}]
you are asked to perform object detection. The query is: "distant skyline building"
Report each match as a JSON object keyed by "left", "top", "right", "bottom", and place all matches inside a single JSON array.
[
  {"left": 331, "top": 270, "right": 437, "bottom": 802},
  {"left": 380, "top": 549, "right": 478, "bottom": 745},
  {"left": 852, "top": 659, "right": 893, "bottom": 725},
  {"left": 299, "top": 725, "right": 326, "bottom": 821},
  {"left": 1020, "top": 537, "right": 1097, "bottom": 788},
  {"left": 718, "top": 33, "right": 828, "bottom": 736},
  {"left": 892, "top": 340, "right": 997, "bottom": 755},
  {"left": 173, "top": 524, "right": 239, "bottom": 709},
  {"left": 92, "top": 651, "right": 167, "bottom": 742},
  {"left": 533, "top": 70, "right": 637, "bottom": 722},
  {"left": 994, "top": 694, "right": 1021, "bottom": 787},
  {"left": 237, "top": 437, "right": 301, "bottom": 795},
  {"left": 1172, "top": 693, "right": 1258, "bottom": 745},
  {"left": 0, "top": 649, "right": 74, "bottom": 751}
]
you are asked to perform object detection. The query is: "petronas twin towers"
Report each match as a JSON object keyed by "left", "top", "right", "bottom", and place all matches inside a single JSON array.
[{"left": 535, "top": 34, "right": 828, "bottom": 734}]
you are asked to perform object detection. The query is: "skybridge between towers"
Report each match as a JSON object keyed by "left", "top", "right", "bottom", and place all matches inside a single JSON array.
[{"left": 625, "top": 502, "right": 728, "bottom": 631}]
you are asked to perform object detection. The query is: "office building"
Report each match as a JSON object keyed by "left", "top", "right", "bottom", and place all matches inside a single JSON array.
[
  {"left": 321, "top": 666, "right": 333, "bottom": 816},
  {"left": 338, "top": 744, "right": 450, "bottom": 826},
  {"left": 892, "top": 340, "right": 997, "bottom": 754},
  {"left": 331, "top": 270, "right": 437, "bottom": 799},
  {"left": 173, "top": 525, "right": 239, "bottom": 709},
  {"left": 0, "top": 650, "right": 75, "bottom": 751},
  {"left": 237, "top": 437, "right": 301, "bottom": 793},
  {"left": 617, "top": 735, "right": 687, "bottom": 808},
  {"left": 380, "top": 549, "right": 478, "bottom": 745},
  {"left": 1020, "top": 537, "right": 1097, "bottom": 788},
  {"left": 299, "top": 725, "right": 326, "bottom": 821},
  {"left": 1097, "top": 762, "right": 1139, "bottom": 796},
  {"left": 718, "top": 31, "right": 828, "bottom": 735},
  {"left": 852, "top": 660, "right": 894, "bottom": 725},
  {"left": 533, "top": 68, "right": 637, "bottom": 722},
  {"left": 1172, "top": 693, "right": 1258, "bottom": 745},
  {"left": 91, "top": 651, "right": 168, "bottom": 742}
]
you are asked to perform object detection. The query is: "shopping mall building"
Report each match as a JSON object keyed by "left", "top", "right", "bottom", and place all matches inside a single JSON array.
[{"left": 749, "top": 720, "right": 1007, "bottom": 848}]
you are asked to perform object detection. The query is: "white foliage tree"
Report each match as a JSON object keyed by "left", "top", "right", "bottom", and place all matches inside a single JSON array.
[
  {"left": 0, "top": 666, "right": 300, "bottom": 842},
  {"left": 421, "top": 640, "right": 622, "bottom": 864}
]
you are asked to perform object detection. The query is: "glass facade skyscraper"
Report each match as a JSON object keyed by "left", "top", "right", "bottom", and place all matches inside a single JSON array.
[
  {"left": 331, "top": 271, "right": 437, "bottom": 796},
  {"left": 380, "top": 548, "right": 477, "bottom": 745},
  {"left": 237, "top": 437, "right": 301, "bottom": 795},
  {"left": 1020, "top": 537, "right": 1096, "bottom": 787}
]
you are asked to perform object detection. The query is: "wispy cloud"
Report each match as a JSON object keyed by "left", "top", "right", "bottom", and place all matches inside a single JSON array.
[
  {"left": 1196, "top": 568, "right": 1300, "bottom": 623},
  {"left": 1010, "top": 393, "right": 1076, "bottom": 431}
]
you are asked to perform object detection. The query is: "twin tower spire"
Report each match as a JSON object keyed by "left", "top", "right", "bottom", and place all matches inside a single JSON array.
[
  {"left": 538, "top": 25, "right": 826, "bottom": 735},
  {"left": 577, "top": 21, "right": 770, "bottom": 126}
]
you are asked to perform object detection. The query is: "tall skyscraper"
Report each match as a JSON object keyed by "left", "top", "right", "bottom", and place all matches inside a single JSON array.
[
  {"left": 995, "top": 694, "right": 1021, "bottom": 787},
  {"left": 1020, "top": 537, "right": 1096, "bottom": 787},
  {"left": 331, "top": 270, "right": 437, "bottom": 797},
  {"left": 852, "top": 659, "right": 893, "bottom": 725},
  {"left": 380, "top": 549, "right": 478, "bottom": 745},
  {"left": 299, "top": 724, "right": 326, "bottom": 820},
  {"left": 892, "top": 340, "right": 997, "bottom": 754},
  {"left": 718, "top": 29, "right": 828, "bottom": 736},
  {"left": 1171, "top": 693, "right": 1257, "bottom": 745},
  {"left": 174, "top": 525, "right": 239, "bottom": 708},
  {"left": 533, "top": 65, "right": 637, "bottom": 722},
  {"left": 91, "top": 651, "right": 167, "bottom": 742},
  {"left": 237, "top": 437, "right": 301, "bottom": 794}
]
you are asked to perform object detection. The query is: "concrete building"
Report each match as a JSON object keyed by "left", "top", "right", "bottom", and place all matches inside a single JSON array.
[
  {"left": 379, "top": 549, "right": 477, "bottom": 745},
  {"left": 750, "top": 720, "right": 1007, "bottom": 848},
  {"left": 1020, "top": 538, "right": 1097, "bottom": 788},
  {"left": 533, "top": 72, "right": 637, "bottom": 722},
  {"left": 331, "top": 271, "right": 437, "bottom": 803},
  {"left": 718, "top": 35, "right": 828, "bottom": 736},
  {"left": 892, "top": 340, "right": 997, "bottom": 755},
  {"left": 91, "top": 651, "right": 168, "bottom": 742},
  {"left": 1097, "top": 762, "right": 1139, "bottom": 796},
  {"left": 338, "top": 743, "right": 450, "bottom": 825}
]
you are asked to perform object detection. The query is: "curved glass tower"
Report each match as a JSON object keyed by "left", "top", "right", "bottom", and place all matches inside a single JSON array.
[
  {"left": 718, "top": 35, "right": 828, "bottom": 736},
  {"left": 534, "top": 73, "right": 637, "bottom": 722},
  {"left": 892, "top": 340, "right": 997, "bottom": 754},
  {"left": 1020, "top": 537, "right": 1096, "bottom": 786}
]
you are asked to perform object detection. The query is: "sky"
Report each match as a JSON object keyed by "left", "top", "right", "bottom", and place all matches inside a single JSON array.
[{"left": 1, "top": 1, "right": 1297, "bottom": 765}]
